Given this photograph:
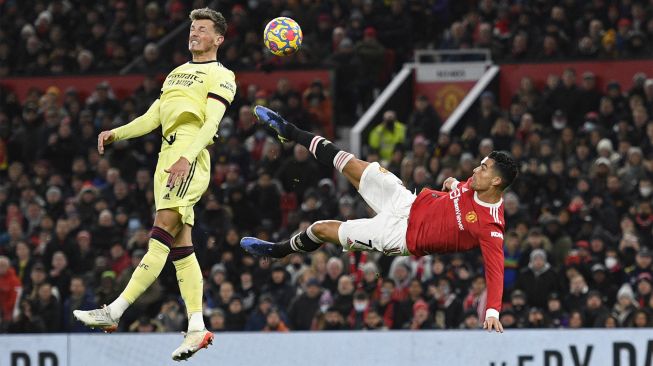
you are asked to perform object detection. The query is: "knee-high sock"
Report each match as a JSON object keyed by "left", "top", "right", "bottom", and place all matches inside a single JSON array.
[
  {"left": 112, "top": 227, "right": 172, "bottom": 319},
  {"left": 171, "top": 246, "right": 205, "bottom": 331},
  {"left": 287, "top": 125, "right": 353, "bottom": 173},
  {"left": 270, "top": 223, "right": 324, "bottom": 258}
]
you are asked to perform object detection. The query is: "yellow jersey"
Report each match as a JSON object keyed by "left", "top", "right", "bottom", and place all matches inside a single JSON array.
[{"left": 112, "top": 60, "right": 236, "bottom": 162}]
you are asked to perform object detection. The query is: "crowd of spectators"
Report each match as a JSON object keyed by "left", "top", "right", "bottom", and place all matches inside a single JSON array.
[
  {"left": 3, "top": 0, "right": 653, "bottom": 76},
  {"left": 4, "top": 0, "right": 651, "bottom": 124},
  {"left": 1, "top": 64, "right": 653, "bottom": 333},
  {"left": 439, "top": 0, "right": 653, "bottom": 61},
  {"left": 1, "top": 0, "right": 653, "bottom": 335}
]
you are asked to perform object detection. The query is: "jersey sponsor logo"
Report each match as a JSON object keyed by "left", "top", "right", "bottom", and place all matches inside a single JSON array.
[
  {"left": 490, "top": 231, "right": 504, "bottom": 239},
  {"left": 453, "top": 196, "right": 464, "bottom": 230},
  {"left": 219, "top": 82, "right": 236, "bottom": 94},
  {"left": 465, "top": 211, "right": 478, "bottom": 223},
  {"left": 449, "top": 188, "right": 464, "bottom": 231},
  {"left": 166, "top": 72, "right": 203, "bottom": 87}
]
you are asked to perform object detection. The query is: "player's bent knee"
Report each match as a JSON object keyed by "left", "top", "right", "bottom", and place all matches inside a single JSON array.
[
  {"left": 310, "top": 221, "right": 329, "bottom": 239},
  {"left": 311, "top": 220, "right": 342, "bottom": 243}
]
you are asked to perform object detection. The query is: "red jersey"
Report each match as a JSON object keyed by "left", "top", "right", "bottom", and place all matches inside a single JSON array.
[{"left": 406, "top": 178, "right": 505, "bottom": 313}]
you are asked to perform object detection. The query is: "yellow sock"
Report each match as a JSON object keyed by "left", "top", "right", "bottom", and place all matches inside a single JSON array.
[
  {"left": 173, "top": 252, "right": 204, "bottom": 314},
  {"left": 120, "top": 239, "right": 170, "bottom": 304}
]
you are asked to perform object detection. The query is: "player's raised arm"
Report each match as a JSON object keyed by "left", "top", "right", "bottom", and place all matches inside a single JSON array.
[
  {"left": 478, "top": 226, "right": 505, "bottom": 333},
  {"left": 98, "top": 98, "right": 163, "bottom": 155}
]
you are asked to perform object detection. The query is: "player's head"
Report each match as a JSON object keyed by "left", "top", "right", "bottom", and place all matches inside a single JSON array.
[
  {"left": 471, "top": 151, "right": 518, "bottom": 192},
  {"left": 188, "top": 8, "right": 227, "bottom": 55}
]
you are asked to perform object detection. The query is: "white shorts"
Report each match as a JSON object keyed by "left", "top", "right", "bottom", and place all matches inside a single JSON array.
[{"left": 337, "top": 162, "right": 416, "bottom": 256}]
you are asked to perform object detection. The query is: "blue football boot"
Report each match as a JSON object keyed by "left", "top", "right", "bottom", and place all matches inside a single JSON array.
[
  {"left": 240, "top": 237, "right": 276, "bottom": 257},
  {"left": 252, "top": 105, "right": 292, "bottom": 143}
]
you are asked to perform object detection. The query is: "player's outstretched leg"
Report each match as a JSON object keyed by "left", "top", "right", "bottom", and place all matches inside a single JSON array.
[
  {"left": 74, "top": 214, "right": 177, "bottom": 332},
  {"left": 254, "top": 105, "right": 369, "bottom": 189},
  {"left": 241, "top": 220, "right": 341, "bottom": 258}
]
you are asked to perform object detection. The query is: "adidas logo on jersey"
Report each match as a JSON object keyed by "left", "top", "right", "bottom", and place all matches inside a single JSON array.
[{"left": 163, "top": 193, "right": 170, "bottom": 200}]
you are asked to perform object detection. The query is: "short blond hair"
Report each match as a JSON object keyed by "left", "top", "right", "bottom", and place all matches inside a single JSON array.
[{"left": 189, "top": 7, "right": 227, "bottom": 35}]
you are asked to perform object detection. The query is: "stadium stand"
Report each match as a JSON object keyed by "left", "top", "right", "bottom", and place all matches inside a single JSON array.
[{"left": 1, "top": 0, "right": 653, "bottom": 334}]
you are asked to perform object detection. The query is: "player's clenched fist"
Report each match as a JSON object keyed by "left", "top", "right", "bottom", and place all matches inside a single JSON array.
[
  {"left": 441, "top": 177, "right": 458, "bottom": 192},
  {"left": 97, "top": 131, "right": 116, "bottom": 155}
]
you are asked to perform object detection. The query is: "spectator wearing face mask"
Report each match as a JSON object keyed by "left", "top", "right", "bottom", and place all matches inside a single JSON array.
[{"left": 349, "top": 289, "right": 370, "bottom": 330}]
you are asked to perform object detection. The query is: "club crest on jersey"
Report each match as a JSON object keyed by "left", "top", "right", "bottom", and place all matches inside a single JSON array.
[
  {"left": 465, "top": 211, "right": 478, "bottom": 223},
  {"left": 378, "top": 166, "right": 389, "bottom": 174}
]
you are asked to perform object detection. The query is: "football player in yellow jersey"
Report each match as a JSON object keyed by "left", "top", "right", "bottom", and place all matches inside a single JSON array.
[{"left": 73, "top": 8, "right": 236, "bottom": 361}]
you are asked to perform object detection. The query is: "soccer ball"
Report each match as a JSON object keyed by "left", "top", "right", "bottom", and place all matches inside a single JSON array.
[{"left": 263, "top": 17, "right": 303, "bottom": 56}]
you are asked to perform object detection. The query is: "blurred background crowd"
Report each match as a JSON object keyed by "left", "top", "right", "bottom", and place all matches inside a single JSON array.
[
  {"left": 1, "top": 0, "right": 653, "bottom": 334},
  {"left": 2, "top": 0, "right": 652, "bottom": 124}
]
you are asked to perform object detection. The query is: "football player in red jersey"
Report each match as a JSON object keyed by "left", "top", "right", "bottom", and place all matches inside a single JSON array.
[{"left": 242, "top": 106, "right": 518, "bottom": 332}]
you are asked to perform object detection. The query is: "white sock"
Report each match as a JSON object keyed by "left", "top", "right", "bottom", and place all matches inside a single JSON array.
[
  {"left": 188, "top": 312, "right": 205, "bottom": 332},
  {"left": 333, "top": 151, "right": 354, "bottom": 173},
  {"left": 109, "top": 296, "right": 130, "bottom": 320},
  {"left": 306, "top": 224, "right": 323, "bottom": 243},
  {"left": 288, "top": 233, "right": 304, "bottom": 252}
]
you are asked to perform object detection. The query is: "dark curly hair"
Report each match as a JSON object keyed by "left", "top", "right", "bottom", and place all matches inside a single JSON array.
[{"left": 488, "top": 151, "right": 518, "bottom": 190}]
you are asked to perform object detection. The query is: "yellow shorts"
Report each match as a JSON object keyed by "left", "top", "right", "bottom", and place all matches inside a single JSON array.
[{"left": 153, "top": 138, "right": 210, "bottom": 226}]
